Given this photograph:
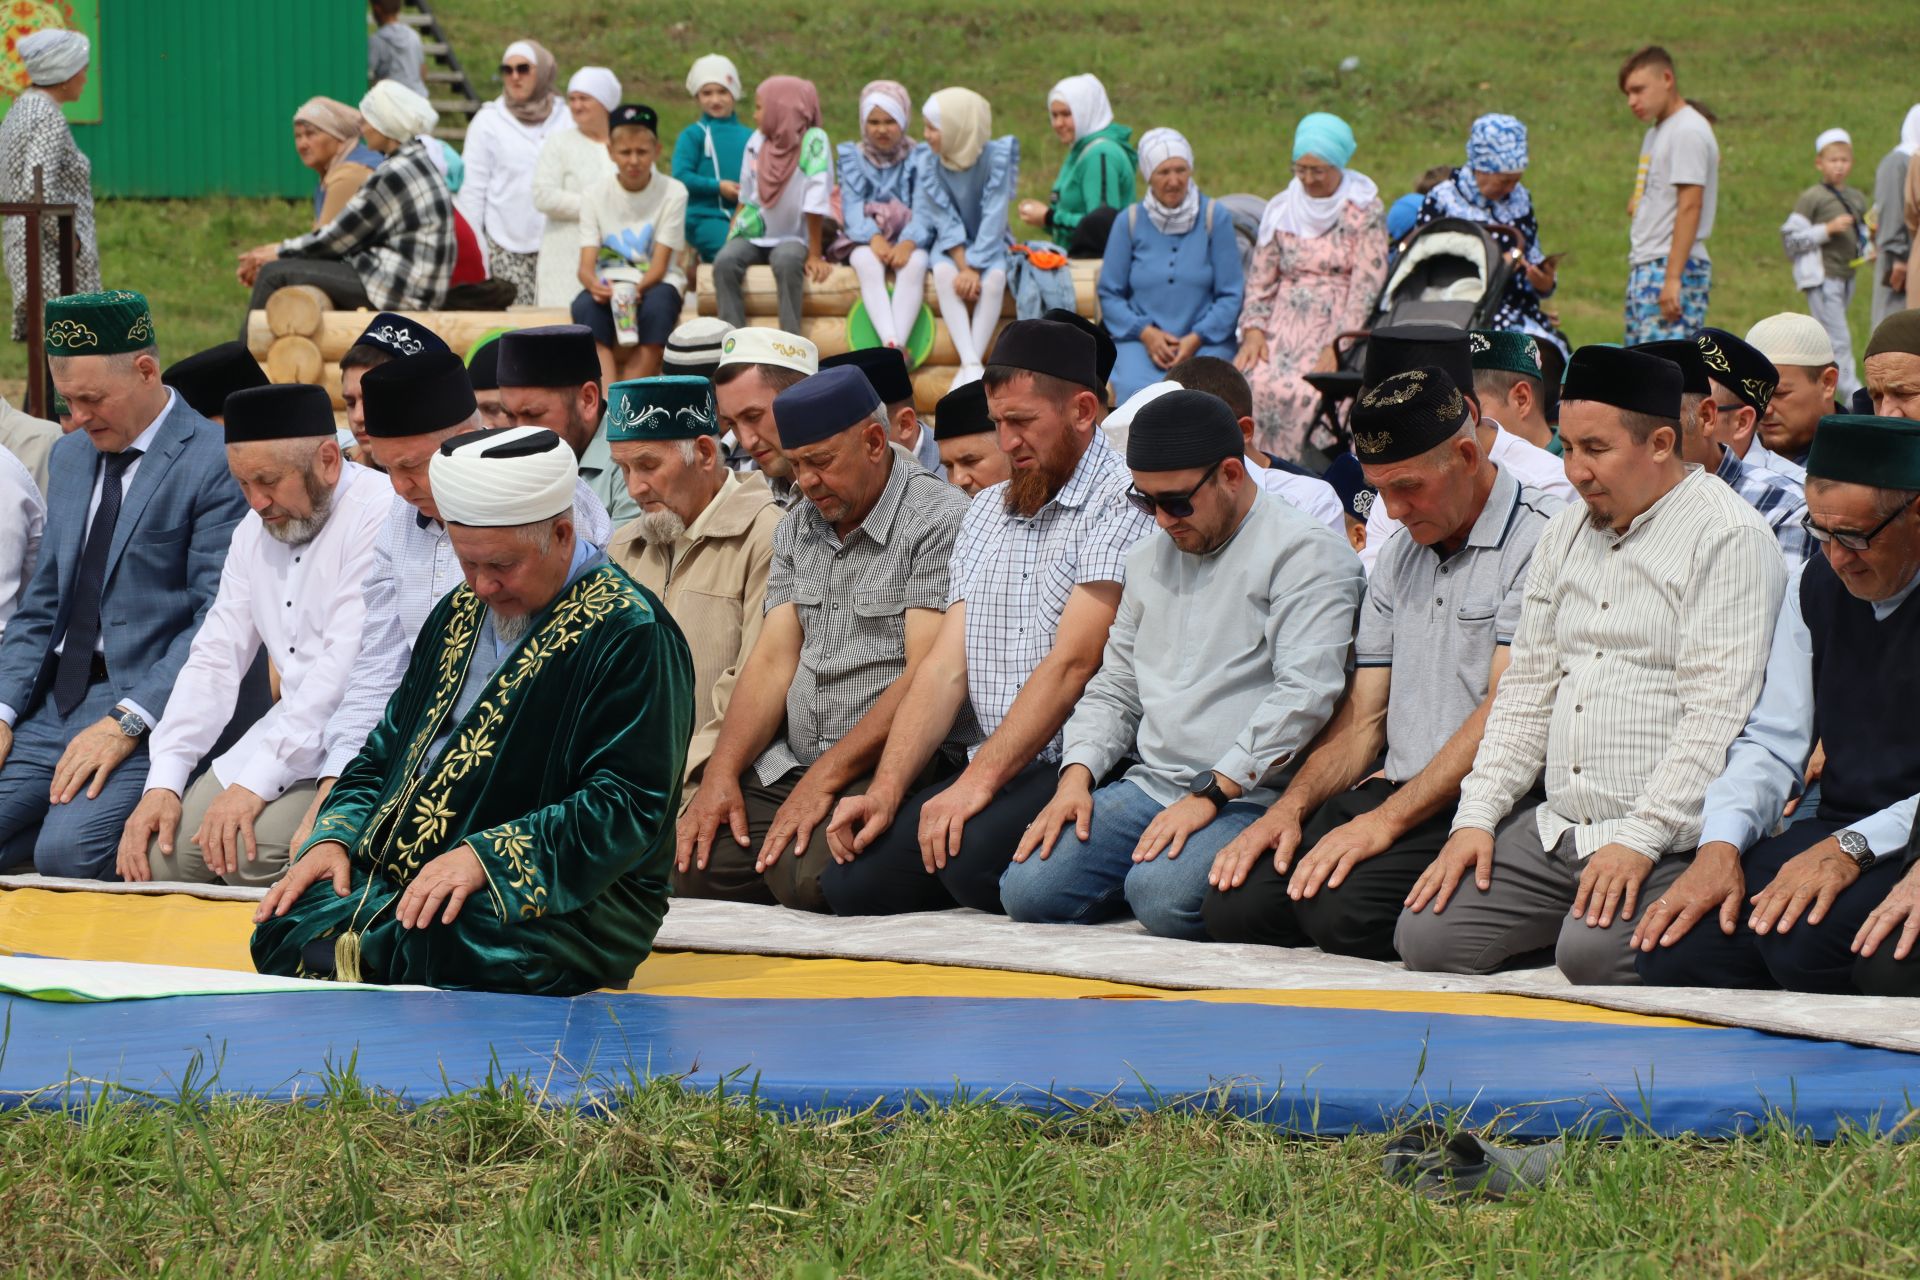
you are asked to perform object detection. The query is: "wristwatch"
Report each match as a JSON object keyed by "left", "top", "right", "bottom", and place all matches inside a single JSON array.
[
  {"left": 1836, "top": 830, "right": 1874, "bottom": 870},
  {"left": 1189, "top": 771, "right": 1231, "bottom": 810},
  {"left": 111, "top": 705, "right": 148, "bottom": 739}
]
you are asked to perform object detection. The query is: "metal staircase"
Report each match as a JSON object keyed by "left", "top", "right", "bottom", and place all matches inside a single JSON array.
[{"left": 388, "top": 0, "right": 483, "bottom": 142}]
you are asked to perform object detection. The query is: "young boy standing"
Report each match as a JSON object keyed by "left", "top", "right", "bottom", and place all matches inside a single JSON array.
[
  {"left": 1787, "top": 129, "right": 1870, "bottom": 401},
  {"left": 573, "top": 104, "right": 690, "bottom": 384}
]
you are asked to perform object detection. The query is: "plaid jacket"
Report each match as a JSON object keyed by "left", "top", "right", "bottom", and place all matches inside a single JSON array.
[{"left": 279, "top": 139, "right": 454, "bottom": 310}]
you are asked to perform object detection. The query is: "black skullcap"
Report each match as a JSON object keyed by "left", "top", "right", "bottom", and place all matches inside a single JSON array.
[
  {"left": 610, "top": 103, "right": 660, "bottom": 133},
  {"left": 1043, "top": 307, "right": 1117, "bottom": 387},
  {"left": 1125, "top": 388, "right": 1243, "bottom": 472},
  {"left": 497, "top": 324, "right": 601, "bottom": 389},
  {"left": 352, "top": 312, "right": 450, "bottom": 359},
  {"left": 771, "top": 365, "right": 881, "bottom": 449},
  {"left": 933, "top": 380, "right": 993, "bottom": 440},
  {"left": 1363, "top": 324, "right": 1475, "bottom": 401},
  {"left": 361, "top": 349, "right": 478, "bottom": 438},
  {"left": 1694, "top": 328, "right": 1779, "bottom": 414},
  {"left": 1349, "top": 366, "right": 1473, "bottom": 464},
  {"left": 986, "top": 318, "right": 1100, "bottom": 392},
  {"left": 165, "top": 342, "right": 268, "bottom": 419},
  {"left": 222, "top": 383, "right": 335, "bottom": 443},
  {"left": 822, "top": 347, "right": 914, "bottom": 407},
  {"left": 1560, "top": 345, "right": 1682, "bottom": 421},
  {"left": 1632, "top": 339, "right": 1710, "bottom": 398},
  {"left": 466, "top": 331, "right": 506, "bottom": 391}
]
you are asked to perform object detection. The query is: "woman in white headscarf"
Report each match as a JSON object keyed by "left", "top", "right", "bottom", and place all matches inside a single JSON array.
[
  {"left": 1095, "top": 129, "right": 1243, "bottom": 402},
  {"left": 0, "top": 28, "right": 101, "bottom": 340},
  {"left": 456, "top": 39, "right": 567, "bottom": 305},
  {"left": 836, "top": 80, "right": 931, "bottom": 354},
  {"left": 532, "top": 67, "right": 621, "bottom": 306},
  {"left": 1872, "top": 105, "right": 1920, "bottom": 328},
  {"left": 1017, "top": 73, "right": 1135, "bottom": 256},
  {"left": 913, "top": 87, "right": 1019, "bottom": 384}
]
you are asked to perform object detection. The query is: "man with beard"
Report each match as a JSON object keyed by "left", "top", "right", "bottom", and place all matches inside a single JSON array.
[
  {"left": 676, "top": 363, "right": 969, "bottom": 911},
  {"left": 1396, "top": 346, "right": 1785, "bottom": 984},
  {"left": 712, "top": 327, "right": 818, "bottom": 507},
  {"left": 251, "top": 426, "right": 694, "bottom": 994},
  {"left": 931, "top": 380, "right": 1012, "bottom": 497},
  {"left": 291, "top": 350, "right": 612, "bottom": 852},
  {"left": 496, "top": 324, "right": 638, "bottom": 523},
  {"left": 116, "top": 384, "right": 388, "bottom": 884},
  {"left": 605, "top": 375, "right": 781, "bottom": 783},
  {"left": 821, "top": 320, "right": 1152, "bottom": 915}
]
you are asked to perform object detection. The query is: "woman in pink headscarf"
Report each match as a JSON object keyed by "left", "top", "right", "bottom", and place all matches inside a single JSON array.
[{"left": 712, "top": 75, "right": 834, "bottom": 335}]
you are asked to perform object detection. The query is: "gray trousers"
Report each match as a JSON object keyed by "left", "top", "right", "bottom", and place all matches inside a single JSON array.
[
  {"left": 1871, "top": 260, "right": 1908, "bottom": 333},
  {"left": 1393, "top": 804, "right": 1691, "bottom": 986},
  {"left": 1806, "top": 276, "right": 1860, "bottom": 402},
  {"left": 147, "top": 769, "right": 317, "bottom": 888},
  {"left": 712, "top": 238, "right": 807, "bottom": 334}
]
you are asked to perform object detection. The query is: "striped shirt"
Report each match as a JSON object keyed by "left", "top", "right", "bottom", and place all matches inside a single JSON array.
[
  {"left": 754, "top": 446, "right": 969, "bottom": 784},
  {"left": 1714, "top": 442, "right": 1812, "bottom": 564},
  {"left": 947, "top": 434, "right": 1151, "bottom": 759},
  {"left": 1452, "top": 466, "right": 1786, "bottom": 860}
]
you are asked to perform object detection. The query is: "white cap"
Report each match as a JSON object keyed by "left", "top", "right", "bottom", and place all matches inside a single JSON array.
[
  {"left": 716, "top": 327, "right": 819, "bottom": 376},
  {"left": 430, "top": 426, "right": 577, "bottom": 527},
  {"left": 1815, "top": 128, "right": 1852, "bottom": 154},
  {"left": 1745, "top": 312, "right": 1838, "bottom": 368},
  {"left": 665, "top": 316, "right": 735, "bottom": 369},
  {"left": 1099, "top": 379, "right": 1182, "bottom": 456}
]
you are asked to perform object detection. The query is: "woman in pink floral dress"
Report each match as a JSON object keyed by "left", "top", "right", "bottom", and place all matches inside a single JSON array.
[{"left": 1235, "top": 113, "right": 1387, "bottom": 460}]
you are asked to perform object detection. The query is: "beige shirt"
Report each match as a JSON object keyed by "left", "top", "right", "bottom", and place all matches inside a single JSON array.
[
  {"left": 0, "top": 395, "right": 58, "bottom": 497},
  {"left": 1452, "top": 466, "right": 1785, "bottom": 861},
  {"left": 609, "top": 470, "right": 780, "bottom": 782}
]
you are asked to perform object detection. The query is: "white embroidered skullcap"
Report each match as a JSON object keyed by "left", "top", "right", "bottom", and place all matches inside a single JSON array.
[{"left": 716, "top": 327, "right": 818, "bottom": 376}]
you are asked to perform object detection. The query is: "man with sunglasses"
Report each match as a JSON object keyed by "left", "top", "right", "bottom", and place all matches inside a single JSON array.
[
  {"left": 1636, "top": 416, "right": 1920, "bottom": 993},
  {"left": 999, "top": 389, "right": 1363, "bottom": 939}
]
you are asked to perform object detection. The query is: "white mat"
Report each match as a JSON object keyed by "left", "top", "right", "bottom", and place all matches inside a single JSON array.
[{"left": 0, "top": 955, "right": 423, "bottom": 1001}]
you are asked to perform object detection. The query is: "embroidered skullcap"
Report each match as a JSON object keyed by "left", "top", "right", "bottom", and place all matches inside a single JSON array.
[
  {"left": 1125, "top": 388, "right": 1243, "bottom": 472},
  {"left": 664, "top": 317, "right": 734, "bottom": 377},
  {"left": 353, "top": 311, "right": 450, "bottom": 360},
  {"left": 360, "top": 79, "right": 438, "bottom": 140},
  {"left": 686, "top": 54, "right": 743, "bottom": 99},
  {"left": 1470, "top": 329, "right": 1544, "bottom": 380},
  {"left": 223, "top": 384, "right": 335, "bottom": 443},
  {"left": 567, "top": 67, "right": 621, "bottom": 113},
  {"left": 771, "top": 366, "right": 882, "bottom": 449},
  {"left": 45, "top": 290, "right": 154, "bottom": 356},
  {"left": 1815, "top": 127, "right": 1851, "bottom": 154},
  {"left": 822, "top": 347, "right": 913, "bottom": 407},
  {"left": 933, "top": 380, "right": 993, "bottom": 440},
  {"left": 497, "top": 325, "right": 600, "bottom": 389},
  {"left": 165, "top": 342, "right": 268, "bottom": 418},
  {"left": 1631, "top": 340, "right": 1711, "bottom": 398},
  {"left": 360, "top": 350, "right": 478, "bottom": 439},
  {"left": 1042, "top": 308, "right": 1117, "bottom": 388},
  {"left": 1560, "top": 345, "right": 1682, "bottom": 420},
  {"left": 1349, "top": 367, "right": 1473, "bottom": 464},
  {"left": 1747, "top": 312, "right": 1839, "bottom": 367},
  {"left": 1136, "top": 127, "right": 1193, "bottom": 179},
  {"left": 1866, "top": 309, "right": 1920, "bottom": 360},
  {"left": 1467, "top": 113, "right": 1529, "bottom": 174},
  {"left": 1806, "top": 415, "right": 1920, "bottom": 489},
  {"left": 717, "top": 327, "right": 818, "bottom": 376},
  {"left": 610, "top": 103, "right": 659, "bottom": 134},
  {"left": 464, "top": 328, "right": 510, "bottom": 391},
  {"left": 605, "top": 376, "right": 721, "bottom": 441},
  {"left": 1693, "top": 328, "right": 1779, "bottom": 413},
  {"left": 1323, "top": 452, "right": 1377, "bottom": 522},
  {"left": 986, "top": 318, "right": 1099, "bottom": 392},
  {"left": 18, "top": 29, "right": 88, "bottom": 86},
  {"left": 1363, "top": 324, "right": 1473, "bottom": 400},
  {"left": 431, "top": 426, "right": 577, "bottom": 527}
]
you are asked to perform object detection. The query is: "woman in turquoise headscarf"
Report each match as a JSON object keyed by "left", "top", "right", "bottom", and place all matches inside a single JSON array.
[
  {"left": 1234, "top": 111, "right": 1386, "bottom": 460},
  {"left": 672, "top": 54, "right": 753, "bottom": 264}
]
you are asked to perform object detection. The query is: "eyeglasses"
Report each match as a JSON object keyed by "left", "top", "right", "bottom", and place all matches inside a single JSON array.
[
  {"left": 499, "top": 62, "right": 534, "bottom": 76},
  {"left": 1802, "top": 498, "right": 1916, "bottom": 551},
  {"left": 1126, "top": 460, "right": 1220, "bottom": 519},
  {"left": 1291, "top": 163, "right": 1335, "bottom": 181}
]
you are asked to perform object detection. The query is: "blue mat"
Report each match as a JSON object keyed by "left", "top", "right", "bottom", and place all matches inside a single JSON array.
[{"left": 4, "top": 991, "right": 1917, "bottom": 1137}]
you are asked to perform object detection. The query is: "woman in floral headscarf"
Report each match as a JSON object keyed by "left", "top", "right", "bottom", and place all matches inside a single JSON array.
[{"left": 1412, "top": 112, "right": 1567, "bottom": 356}]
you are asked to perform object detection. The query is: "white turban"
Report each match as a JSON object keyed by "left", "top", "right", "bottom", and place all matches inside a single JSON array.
[
  {"left": 686, "top": 54, "right": 742, "bottom": 100},
  {"left": 359, "top": 79, "right": 439, "bottom": 143},
  {"left": 430, "top": 427, "right": 577, "bottom": 527},
  {"left": 567, "top": 66, "right": 621, "bottom": 114},
  {"left": 1814, "top": 127, "right": 1851, "bottom": 155},
  {"left": 19, "top": 29, "right": 89, "bottom": 86},
  {"left": 1137, "top": 127, "right": 1193, "bottom": 179}
]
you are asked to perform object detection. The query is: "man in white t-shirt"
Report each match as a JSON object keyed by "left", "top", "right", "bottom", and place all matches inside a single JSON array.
[
  {"left": 1620, "top": 46, "right": 1719, "bottom": 344},
  {"left": 570, "top": 104, "right": 689, "bottom": 385}
]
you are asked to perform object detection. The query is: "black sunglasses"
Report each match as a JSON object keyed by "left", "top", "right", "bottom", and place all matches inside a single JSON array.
[
  {"left": 499, "top": 62, "right": 534, "bottom": 76},
  {"left": 1126, "top": 459, "right": 1220, "bottom": 519},
  {"left": 1802, "top": 497, "right": 1916, "bottom": 551}
]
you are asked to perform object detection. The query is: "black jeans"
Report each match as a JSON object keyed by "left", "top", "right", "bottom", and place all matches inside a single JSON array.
[{"left": 241, "top": 258, "right": 371, "bottom": 340}]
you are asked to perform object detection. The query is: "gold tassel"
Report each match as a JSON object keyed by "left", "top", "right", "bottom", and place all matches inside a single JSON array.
[{"left": 334, "top": 931, "right": 363, "bottom": 984}]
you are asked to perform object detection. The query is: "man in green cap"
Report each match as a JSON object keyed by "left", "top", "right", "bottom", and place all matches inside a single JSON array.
[
  {"left": 605, "top": 375, "right": 781, "bottom": 784},
  {"left": 1636, "top": 415, "right": 1920, "bottom": 995},
  {"left": 0, "top": 291, "right": 252, "bottom": 878},
  {"left": 1469, "top": 329, "right": 1556, "bottom": 455}
]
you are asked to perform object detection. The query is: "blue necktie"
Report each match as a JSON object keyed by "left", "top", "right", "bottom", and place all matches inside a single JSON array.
[{"left": 52, "top": 447, "right": 141, "bottom": 717}]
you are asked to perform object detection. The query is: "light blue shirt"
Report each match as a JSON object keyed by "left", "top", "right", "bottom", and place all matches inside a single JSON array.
[{"left": 1699, "top": 559, "right": 1920, "bottom": 858}]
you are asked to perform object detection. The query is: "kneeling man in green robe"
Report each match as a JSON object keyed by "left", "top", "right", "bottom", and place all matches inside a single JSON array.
[{"left": 252, "top": 424, "right": 694, "bottom": 995}]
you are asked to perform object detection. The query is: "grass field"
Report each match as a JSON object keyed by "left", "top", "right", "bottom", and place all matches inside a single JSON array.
[
  {"left": 3, "top": 1076, "right": 1919, "bottom": 1277},
  {"left": 3, "top": 0, "right": 1911, "bottom": 381}
]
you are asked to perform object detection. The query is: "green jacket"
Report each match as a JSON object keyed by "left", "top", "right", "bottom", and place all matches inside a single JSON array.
[{"left": 1048, "top": 122, "right": 1137, "bottom": 242}]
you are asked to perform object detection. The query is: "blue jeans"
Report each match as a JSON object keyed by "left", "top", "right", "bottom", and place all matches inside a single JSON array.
[
  {"left": 0, "top": 681, "right": 150, "bottom": 879},
  {"left": 998, "top": 778, "right": 1263, "bottom": 940}
]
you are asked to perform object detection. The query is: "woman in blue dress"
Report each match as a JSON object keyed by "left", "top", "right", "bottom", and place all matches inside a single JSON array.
[
  {"left": 915, "top": 87, "right": 1019, "bottom": 385},
  {"left": 837, "top": 80, "right": 932, "bottom": 354}
]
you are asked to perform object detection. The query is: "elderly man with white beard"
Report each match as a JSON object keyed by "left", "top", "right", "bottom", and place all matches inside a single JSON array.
[{"left": 117, "top": 384, "right": 388, "bottom": 885}]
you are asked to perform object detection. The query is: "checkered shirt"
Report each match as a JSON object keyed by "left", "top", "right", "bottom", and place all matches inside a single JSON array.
[
  {"left": 279, "top": 138, "right": 455, "bottom": 311},
  {"left": 1716, "top": 444, "right": 1812, "bottom": 564}
]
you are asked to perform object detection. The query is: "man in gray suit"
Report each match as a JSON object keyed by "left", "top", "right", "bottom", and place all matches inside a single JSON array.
[{"left": 0, "top": 291, "right": 250, "bottom": 878}]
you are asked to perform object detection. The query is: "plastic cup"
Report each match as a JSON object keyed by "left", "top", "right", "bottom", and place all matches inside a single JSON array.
[{"left": 611, "top": 281, "right": 640, "bottom": 346}]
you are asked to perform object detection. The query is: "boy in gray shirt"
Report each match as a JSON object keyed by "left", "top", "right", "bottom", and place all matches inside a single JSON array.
[{"left": 368, "top": 0, "right": 428, "bottom": 99}]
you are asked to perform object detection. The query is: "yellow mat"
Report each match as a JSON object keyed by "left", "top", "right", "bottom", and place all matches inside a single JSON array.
[{"left": 0, "top": 887, "right": 1698, "bottom": 1027}]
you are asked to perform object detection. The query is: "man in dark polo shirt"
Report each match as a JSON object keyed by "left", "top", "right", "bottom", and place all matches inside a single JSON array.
[
  {"left": 1636, "top": 415, "right": 1920, "bottom": 993},
  {"left": 1203, "top": 366, "right": 1561, "bottom": 957}
]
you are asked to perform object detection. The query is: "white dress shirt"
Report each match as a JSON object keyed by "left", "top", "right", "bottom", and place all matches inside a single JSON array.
[
  {"left": 1247, "top": 455, "right": 1343, "bottom": 531},
  {"left": 145, "top": 462, "right": 390, "bottom": 800},
  {"left": 0, "top": 444, "right": 43, "bottom": 639},
  {"left": 1359, "top": 422, "right": 1574, "bottom": 573}
]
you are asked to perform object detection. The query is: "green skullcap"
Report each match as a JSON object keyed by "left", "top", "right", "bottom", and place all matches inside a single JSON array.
[
  {"left": 1806, "top": 415, "right": 1920, "bottom": 490},
  {"left": 45, "top": 290, "right": 155, "bottom": 356},
  {"left": 605, "top": 375, "right": 720, "bottom": 441},
  {"left": 1469, "top": 329, "right": 1543, "bottom": 380}
]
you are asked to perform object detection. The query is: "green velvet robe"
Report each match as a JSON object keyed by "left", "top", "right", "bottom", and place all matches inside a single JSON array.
[{"left": 251, "top": 563, "right": 693, "bottom": 996}]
